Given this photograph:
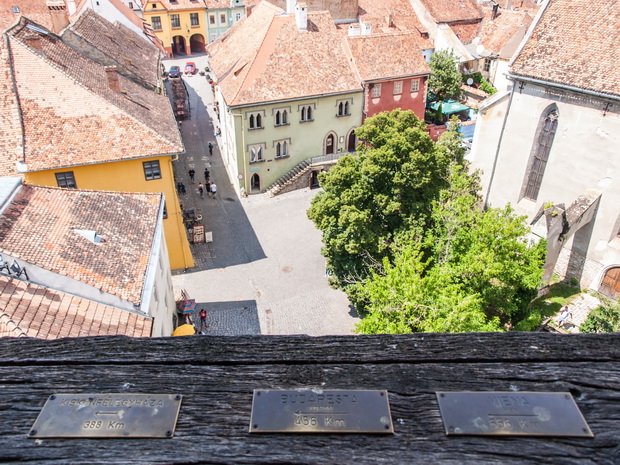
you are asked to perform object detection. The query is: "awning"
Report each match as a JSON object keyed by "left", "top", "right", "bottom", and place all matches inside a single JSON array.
[{"left": 429, "top": 99, "right": 471, "bottom": 115}]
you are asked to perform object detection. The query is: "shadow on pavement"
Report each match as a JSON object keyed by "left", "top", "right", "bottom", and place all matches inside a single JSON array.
[
  {"left": 173, "top": 77, "right": 266, "bottom": 272},
  {"left": 193, "top": 300, "right": 260, "bottom": 336}
]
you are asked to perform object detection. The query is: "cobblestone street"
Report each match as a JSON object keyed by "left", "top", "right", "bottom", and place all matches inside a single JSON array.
[{"left": 164, "top": 55, "right": 359, "bottom": 336}]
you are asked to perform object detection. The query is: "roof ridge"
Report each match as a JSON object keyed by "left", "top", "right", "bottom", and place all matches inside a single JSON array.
[{"left": 22, "top": 184, "right": 164, "bottom": 198}]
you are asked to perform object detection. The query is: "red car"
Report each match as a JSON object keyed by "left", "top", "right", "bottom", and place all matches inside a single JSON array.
[{"left": 184, "top": 62, "right": 197, "bottom": 75}]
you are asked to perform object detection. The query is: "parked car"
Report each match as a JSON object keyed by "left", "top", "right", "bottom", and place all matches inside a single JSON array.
[
  {"left": 168, "top": 65, "right": 182, "bottom": 78},
  {"left": 185, "top": 62, "right": 197, "bottom": 75}
]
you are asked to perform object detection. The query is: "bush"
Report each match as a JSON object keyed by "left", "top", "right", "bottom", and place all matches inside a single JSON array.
[
  {"left": 514, "top": 310, "right": 543, "bottom": 331},
  {"left": 479, "top": 78, "right": 497, "bottom": 95},
  {"left": 581, "top": 304, "right": 620, "bottom": 333}
]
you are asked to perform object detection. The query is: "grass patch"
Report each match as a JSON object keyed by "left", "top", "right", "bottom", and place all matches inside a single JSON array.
[{"left": 514, "top": 282, "right": 581, "bottom": 331}]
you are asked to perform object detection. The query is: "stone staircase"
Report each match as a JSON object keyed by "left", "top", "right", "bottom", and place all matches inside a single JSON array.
[{"left": 263, "top": 160, "right": 311, "bottom": 197}]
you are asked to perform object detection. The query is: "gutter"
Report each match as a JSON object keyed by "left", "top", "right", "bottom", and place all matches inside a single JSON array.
[
  {"left": 229, "top": 88, "right": 363, "bottom": 110},
  {"left": 364, "top": 72, "right": 430, "bottom": 85},
  {"left": 507, "top": 73, "right": 620, "bottom": 103},
  {"left": 4, "top": 34, "right": 27, "bottom": 165}
]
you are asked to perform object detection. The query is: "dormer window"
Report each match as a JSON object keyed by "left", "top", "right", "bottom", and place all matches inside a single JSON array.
[{"left": 12, "top": 6, "right": 20, "bottom": 13}]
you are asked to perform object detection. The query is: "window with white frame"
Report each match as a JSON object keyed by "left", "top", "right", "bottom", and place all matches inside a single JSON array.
[
  {"left": 247, "top": 111, "right": 264, "bottom": 130},
  {"left": 220, "top": 13, "right": 226, "bottom": 24},
  {"left": 171, "top": 14, "right": 180, "bottom": 28},
  {"left": 236, "top": 12, "right": 241, "bottom": 21},
  {"left": 393, "top": 81, "right": 403, "bottom": 95},
  {"left": 371, "top": 84, "right": 381, "bottom": 98},
  {"left": 484, "top": 58, "right": 492, "bottom": 72},
  {"left": 300, "top": 104, "right": 314, "bottom": 122},
  {"left": 190, "top": 13, "right": 199, "bottom": 26},
  {"left": 151, "top": 16, "right": 162, "bottom": 30},
  {"left": 249, "top": 145, "right": 264, "bottom": 163},
  {"left": 209, "top": 14, "right": 216, "bottom": 25},
  {"left": 410, "top": 79, "right": 420, "bottom": 92},
  {"left": 274, "top": 108, "right": 289, "bottom": 126},
  {"left": 275, "top": 139, "right": 290, "bottom": 158},
  {"left": 337, "top": 99, "right": 351, "bottom": 117}
]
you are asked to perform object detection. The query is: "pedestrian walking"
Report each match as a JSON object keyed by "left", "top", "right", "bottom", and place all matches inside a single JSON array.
[
  {"left": 189, "top": 169, "right": 195, "bottom": 183},
  {"left": 210, "top": 182, "right": 217, "bottom": 199},
  {"left": 176, "top": 181, "right": 183, "bottom": 194},
  {"left": 198, "top": 182, "right": 204, "bottom": 199},
  {"left": 208, "top": 142, "right": 213, "bottom": 156},
  {"left": 199, "top": 308, "right": 208, "bottom": 332},
  {"left": 204, "top": 168, "right": 210, "bottom": 181},
  {"left": 180, "top": 182, "right": 186, "bottom": 195},
  {"left": 206, "top": 180, "right": 211, "bottom": 197}
]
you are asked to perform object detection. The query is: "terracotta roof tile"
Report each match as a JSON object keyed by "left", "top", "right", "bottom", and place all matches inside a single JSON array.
[
  {"left": 0, "top": 41, "right": 23, "bottom": 177},
  {"left": 418, "top": 0, "right": 483, "bottom": 23},
  {"left": 477, "top": 7, "right": 534, "bottom": 56},
  {"left": 449, "top": 20, "right": 481, "bottom": 43},
  {"left": 68, "top": 9, "right": 161, "bottom": 88},
  {"left": 208, "top": 1, "right": 360, "bottom": 107},
  {"left": 0, "top": 184, "right": 161, "bottom": 305},
  {"left": 0, "top": 275, "right": 153, "bottom": 338},
  {"left": 510, "top": 0, "right": 620, "bottom": 97},
  {"left": 2, "top": 17, "right": 182, "bottom": 172},
  {"left": 346, "top": 32, "right": 431, "bottom": 82},
  {"left": 357, "top": 0, "right": 428, "bottom": 36},
  {"left": 158, "top": 0, "right": 207, "bottom": 11},
  {"left": 0, "top": 0, "right": 56, "bottom": 33}
]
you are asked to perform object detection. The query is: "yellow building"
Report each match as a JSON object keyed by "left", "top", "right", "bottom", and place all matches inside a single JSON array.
[
  {"left": 2, "top": 14, "right": 194, "bottom": 270},
  {"left": 144, "top": 0, "right": 208, "bottom": 57}
]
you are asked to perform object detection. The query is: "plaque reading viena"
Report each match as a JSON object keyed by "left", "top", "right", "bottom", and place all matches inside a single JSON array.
[
  {"left": 436, "top": 391, "right": 593, "bottom": 437},
  {"left": 29, "top": 394, "right": 183, "bottom": 438},
  {"left": 249, "top": 389, "right": 394, "bottom": 433}
]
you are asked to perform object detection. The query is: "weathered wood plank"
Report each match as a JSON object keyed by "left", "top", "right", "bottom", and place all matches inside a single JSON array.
[
  {"left": 0, "top": 334, "right": 619, "bottom": 464},
  {"left": 1, "top": 333, "right": 619, "bottom": 365}
]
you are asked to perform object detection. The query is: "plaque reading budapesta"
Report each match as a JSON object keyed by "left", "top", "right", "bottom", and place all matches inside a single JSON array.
[
  {"left": 436, "top": 391, "right": 593, "bottom": 437},
  {"left": 29, "top": 394, "right": 183, "bottom": 438},
  {"left": 249, "top": 389, "right": 394, "bottom": 433}
]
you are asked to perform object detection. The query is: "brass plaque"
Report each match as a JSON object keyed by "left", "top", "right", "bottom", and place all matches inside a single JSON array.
[
  {"left": 249, "top": 389, "right": 393, "bottom": 433},
  {"left": 29, "top": 394, "right": 183, "bottom": 438},
  {"left": 436, "top": 391, "right": 593, "bottom": 437}
]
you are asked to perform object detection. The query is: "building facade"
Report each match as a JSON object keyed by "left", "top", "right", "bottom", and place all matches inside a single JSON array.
[
  {"left": 469, "top": 0, "right": 620, "bottom": 295},
  {"left": 144, "top": 0, "right": 207, "bottom": 56}
]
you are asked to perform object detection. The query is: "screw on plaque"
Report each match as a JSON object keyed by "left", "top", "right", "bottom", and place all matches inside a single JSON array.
[
  {"left": 166, "top": 430, "right": 172, "bottom": 437},
  {"left": 50, "top": 395, "right": 56, "bottom": 401},
  {"left": 29, "top": 430, "right": 37, "bottom": 436},
  {"left": 175, "top": 395, "right": 181, "bottom": 401}
]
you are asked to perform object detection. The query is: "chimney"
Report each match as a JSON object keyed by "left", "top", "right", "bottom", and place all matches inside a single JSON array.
[
  {"left": 386, "top": 14, "right": 393, "bottom": 28},
  {"left": 348, "top": 24, "right": 360, "bottom": 36},
  {"left": 46, "top": 0, "right": 70, "bottom": 33},
  {"left": 295, "top": 2, "right": 307, "bottom": 31},
  {"left": 246, "top": 5, "right": 253, "bottom": 17},
  {"left": 24, "top": 35, "right": 43, "bottom": 52},
  {"left": 492, "top": 4, "right": 500, "bottom": 19},
  {"left": 286, "top": 0, "right": 295, "bottom": 14},
  {"left": 361, "top": 20, "right": 371, "bottom": 35},
  {"left": 105, "top": 66, "right": 122, "bottom": 93}
]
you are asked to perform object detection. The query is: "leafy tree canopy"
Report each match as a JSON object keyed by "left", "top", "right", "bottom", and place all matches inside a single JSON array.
[
  {"left": 581, "top": 303, "right": 620, "bottom": 333},
  {"left": 307, "top": 110, "right": 457, "bottom": 283},
  {"left": 429, "top": 49, "right": 463, "bottom": 101}
]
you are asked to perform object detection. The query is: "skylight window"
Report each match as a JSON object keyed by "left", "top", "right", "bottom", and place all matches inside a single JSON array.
[{"left": 12, "top": 6, "right": 20, "bottom": 13}]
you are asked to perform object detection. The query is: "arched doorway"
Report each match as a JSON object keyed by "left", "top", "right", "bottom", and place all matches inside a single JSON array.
[
  {"left": 347, "top": 129, "right": 357, "bottom": 152},
  {"left": 172, "top": 35, "right": 187, "bottom": 56},
  {"left": 251, "top": 173, "right": 260, "bottom": 193},
  {"left": 324, "top": 133, "right": 335, "bottom": 155},
  {"left": 190, "top": 34, "right": 205, "bottom": 53},
  {"left": 600, "top": 267, "right": 620, "bottom": 299}
]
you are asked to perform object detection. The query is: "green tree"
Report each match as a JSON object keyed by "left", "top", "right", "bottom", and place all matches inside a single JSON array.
[
  {"left": 581, "top": 303, "right": 620, "bottom": 333},
  {"left": 307, "top": 110, "right": 455, "bottom": 284},
  {"left": 354, "top": 164, "right": 546, "bottom": 334},
  {"left": 428, "top": 49, "right": 463, "bottom": 101}
]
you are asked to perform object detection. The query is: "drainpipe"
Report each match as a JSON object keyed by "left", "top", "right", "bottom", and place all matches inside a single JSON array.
[
  {"left": 232, "top": 111, "right": 248, "bottom": 194},
  {"left": 483, "top": 83, "right": 515, "bottom": 209}
]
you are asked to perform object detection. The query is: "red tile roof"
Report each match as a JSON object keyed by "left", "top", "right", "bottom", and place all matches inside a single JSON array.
[
  {"left": 0, "top": 41, "right": 22, "bottom": 177},
  {"left": 346, "top": 32, "right": 431, "bottom": 82},
  {"left": 2, "top": 17, "right": 182, "bottom": 173},
  {"left": 357, "top": 0, "right": 429, "bottom": 37},
  {"left": 68, "top": 8, "right": 161, "bottom": 88},
  {"left": 510, "top": 0, "right": 620, "bottom": 97},
  {"left": 208, "top": 1, "right": 360, "bottom": 107},
  {"left": 0, "top": 0, "right": 56, "bottom": 33},
  {"left": 478, "top": 7, "right": 534, "bottom": 57},
  {"left": 0, "top": 184, "right": 162, "bottom": 304},
  {"left": 417, "top": 0, "right": 483, "bottom": 23},
  {"left": 158, "top": 0, "right": 207, "bottom": 11},
  {"left": 0, "top": 275, "right": 152, "bottom": 338},
  {"left": 449, "top": 20, "right": 481, "bottom": 43}
]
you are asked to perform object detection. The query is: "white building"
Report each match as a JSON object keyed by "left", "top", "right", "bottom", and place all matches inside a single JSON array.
[{"left": 469, "top": 0, "right": 620, "bottom": 298}]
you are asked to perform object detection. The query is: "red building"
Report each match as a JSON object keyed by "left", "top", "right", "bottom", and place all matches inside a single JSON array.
[{"left": 346, "top": 31, "right": 431, "bottom": 121}]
